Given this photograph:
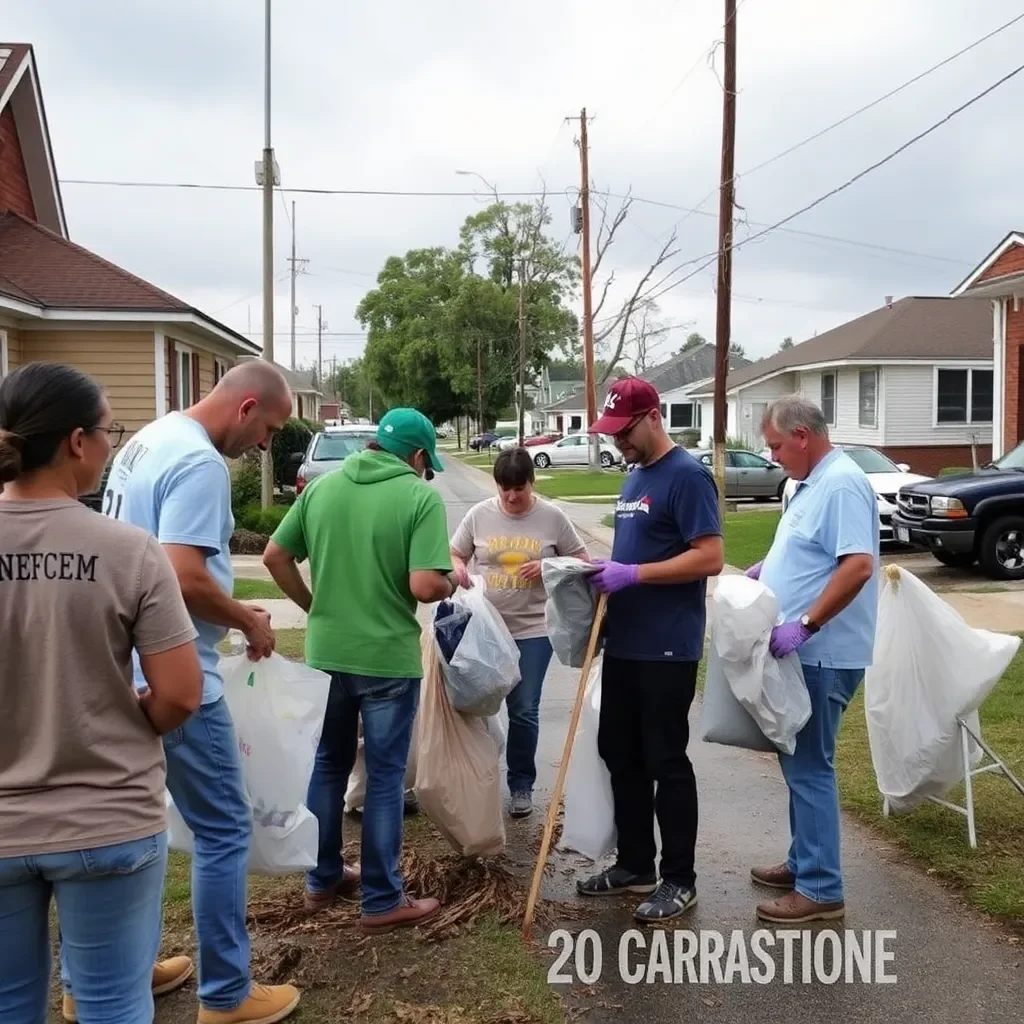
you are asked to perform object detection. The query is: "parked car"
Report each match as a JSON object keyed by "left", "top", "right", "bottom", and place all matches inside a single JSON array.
[
  {"left": 782, "top": 444, "right": 930, "bottom": 542},
  {"left": 891, "top": 440, "right": 1024, "bottom": 580},
  {"left": 690, "top": 448, "right": 789, "bottom": 500},
  {"left": 531, "top": 434, "right": 621, "bottom": 469},
  {"left": 495, "top": 433, "right": 562, "bottom": 451},
  {"left": 469, "top": 431, "right": 501, "bottom": 450},
  {"left": 292, "top": 425, "right": 378, "bottom": 494}
]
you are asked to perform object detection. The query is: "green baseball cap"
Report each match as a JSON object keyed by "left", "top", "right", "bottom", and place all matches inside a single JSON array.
[{"left": 377, "top": 408, "right": 444, "bottom": 473}]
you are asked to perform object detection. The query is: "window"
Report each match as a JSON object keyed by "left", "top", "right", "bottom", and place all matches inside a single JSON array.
[
  {"left": 178, "top": 350, "right": 194, "bottom": 409},
  {"left": 559, "top": 435, "right": 584, "bottom": 447},
  {"left": 936, "top": 368, "right": 993, "bottom": 424},
  {"left": 858, "top": 369, "right": 877, "bottom": 428},
  {"left": 569, "top": 415, "right": 582, "bottom": 431},
  {"left": 169, "top": 342, "right": 196, "bottom": 412},
  {"left": 732, "top": 451, "right": 770, "bottom": 468},
  {"left": 213, "top": 358, "right": 231, "bottom": 384},
  {"left": 820, "top": 373, "right": 836, "bottom": 425},
  {"left": 670, "top": 403, "right": 693, "bottom": 429},
  {"left": 660, "top": 403, "right": 667, "bottom": 418},
  {"left": 0, "top": 330, "right": 7, "bottom": 378}
]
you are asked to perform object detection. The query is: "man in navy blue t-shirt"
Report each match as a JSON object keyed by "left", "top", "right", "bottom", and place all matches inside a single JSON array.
[{"left": 576, "top": 377, "right": 723, "bottom": 923}]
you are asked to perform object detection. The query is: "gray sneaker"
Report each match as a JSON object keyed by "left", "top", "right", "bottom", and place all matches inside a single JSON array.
[
  {"left": 634, "top": 881, "right": 697, "bottom": 922},
  {"left": 510, "top": 791, "right": 533, "bottom": 818}
]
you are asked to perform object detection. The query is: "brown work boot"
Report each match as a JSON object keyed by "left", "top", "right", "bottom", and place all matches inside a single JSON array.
[
  {"left": 303, "top": 863, "right": 361, "bottom": 912},
  {"left": 360, "top": 894, "right": 440, "bottom": 935},
  {"left": 756, "top": 891, "right": 845, "bottom": 924},
  {"left": 62, "top": 956, "right": 194, "bottom": 1021},
  {"left": 197, "top": 983, "right": 300, "bottom": 1024},
  {"left": 750, "top": 863, "right": 795, "bottom": 890}
]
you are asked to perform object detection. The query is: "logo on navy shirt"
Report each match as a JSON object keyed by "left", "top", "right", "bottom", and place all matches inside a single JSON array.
[{"left": 615, "top": 495, "right": 651, "bottom": 517}]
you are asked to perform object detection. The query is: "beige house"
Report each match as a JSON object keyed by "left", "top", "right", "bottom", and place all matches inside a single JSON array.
[{"left": 0, "top": 43, "right": 259, "bottom": 440}]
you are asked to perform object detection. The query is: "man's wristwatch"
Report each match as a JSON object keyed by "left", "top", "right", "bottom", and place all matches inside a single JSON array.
[{"left": 800, "top": 614, "right": 820, "bottom": 634}]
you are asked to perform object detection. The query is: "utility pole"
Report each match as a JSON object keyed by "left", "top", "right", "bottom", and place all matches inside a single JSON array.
[
  {"left": 713, "top": 0, "right": 737, "bottom": 520},
  {"left": 517, "top": 260, "right": 527, "bottom": 446},
  {"left": 287, "top": 201, "right": 307, "bottom": 371},
  {"left": 477, "top": 336, "right": 484, "bottom": 435},
  {"left": 315, "top": 304, "right": 325, "bottom": 394},
  {"left": 258, "top": 0, "right": 277, "bottom": 508},
  {"left": 577, "top": 108, "right": 599, "bottom": 468}
]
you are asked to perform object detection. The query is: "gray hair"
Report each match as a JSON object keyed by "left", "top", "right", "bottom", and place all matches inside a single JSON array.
[{"left": 762, "top": 394, "right": 829, "bottom": 437}]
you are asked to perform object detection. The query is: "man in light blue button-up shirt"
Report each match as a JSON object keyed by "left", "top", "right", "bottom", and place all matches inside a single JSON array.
[{"left": 743, "top": 395, "right": 879, "bottom": 926}]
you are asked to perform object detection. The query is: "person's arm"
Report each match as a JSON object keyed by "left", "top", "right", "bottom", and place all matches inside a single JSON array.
[
  {"left": 804, "top": 553, "right": 875, "bottom": 627},
  {"left": 263, "top": 498, "right": 313, "bottom": 612},
  {"left": 409, "top": 490, "right": 457, "bottom": 603},
  {"left": 636, "top": 533, "right": 724, "bottom": 584},
  {"left": 157, "top": 458, "right": 273, "bottom": 657},
  {"left": 133, "top": 538, "right": 203, "bottom": 734},
  {"left": 448, "top": 507, "right": 476, "bottom": 589},
  {"left": 520, "top": 510, "right": 592, "bottom": 581}
]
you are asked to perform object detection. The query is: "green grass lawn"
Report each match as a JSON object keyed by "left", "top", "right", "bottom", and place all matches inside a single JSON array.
[
  {"left": 534, "top": 470, "right": 624, "bottom": 500},
  {"left": 232, "top": 577, "right": 286, "bottom": 601},
  {"left": 600, "top": 509, "right": 780, "bottom": 569}
]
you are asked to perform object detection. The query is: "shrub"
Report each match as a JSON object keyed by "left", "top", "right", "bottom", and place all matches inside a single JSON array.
[
  {"left": 236, "top": 502, "right": 289, "bottom": 535},
  {"left": 271, "top": 418, "right": 315, "bottom": 487},
  {"left": 231, "top": 457, "right": 262, "bottom": 519},
  {"left": 229, "top": 529, "right": 269, "bottom": 555}
]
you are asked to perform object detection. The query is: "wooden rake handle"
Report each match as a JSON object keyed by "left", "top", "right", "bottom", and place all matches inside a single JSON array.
[{"left": 521, "top": 590, "right": 608, "bottom": 941}]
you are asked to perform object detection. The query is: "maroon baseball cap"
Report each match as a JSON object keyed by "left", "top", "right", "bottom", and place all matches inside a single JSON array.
[{"left": 589, "top": 377, "right": 661, "bottom": 434}]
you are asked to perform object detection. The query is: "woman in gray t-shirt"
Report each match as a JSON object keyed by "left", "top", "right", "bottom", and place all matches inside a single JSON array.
[{"left": 450, "top": 447, "right": 590, "bottom": 818}]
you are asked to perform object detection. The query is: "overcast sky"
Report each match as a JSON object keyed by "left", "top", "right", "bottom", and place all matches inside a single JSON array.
[{"left": 7, "top": 0, "right": 1024, "bottom": 371}]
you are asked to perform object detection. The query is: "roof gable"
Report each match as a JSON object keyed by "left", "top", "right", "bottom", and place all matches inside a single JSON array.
[
  {"left": 952, "top": 231, "right": 1024, "bottom": 296},
  {"left": 0, "top": 44, "right": 66, "bottom": 237}
]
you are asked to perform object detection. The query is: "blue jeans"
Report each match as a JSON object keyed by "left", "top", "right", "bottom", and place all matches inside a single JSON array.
[
  {"left": 778, "top": 663, "right": 863, "bottom": 904},
  {"left": 305, "top": 672, "right": 420, "bottom": 916},
  {"left": 1, "top": 832, "right": 166, "bottom": 1024},
  {"left": 505, "top": 636, "right": 554, "bottom": 795}
]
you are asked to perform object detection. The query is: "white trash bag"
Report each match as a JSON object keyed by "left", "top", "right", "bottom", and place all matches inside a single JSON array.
[
  {"left": 558, "top": 656, "right": 616, "bottom": 861},
  {"left": 864, "top": 566, "right": 1019, "bottom": 812},
  {"left": 542, "top": 556, "right": 600, "bottom": 668},
  {"left": 702, "top": 575, "right": 811, "bottom": 755},
  {"left": 433, "top": 575, "right": 520, "bottom": 717},
  {"left": 168, "top": 650, "right": 331, "bottom": 875}
]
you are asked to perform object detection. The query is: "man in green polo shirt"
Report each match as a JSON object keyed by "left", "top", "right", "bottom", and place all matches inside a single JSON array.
[{"left": 263, "top": 408, "right": 456, "bottom": 934}]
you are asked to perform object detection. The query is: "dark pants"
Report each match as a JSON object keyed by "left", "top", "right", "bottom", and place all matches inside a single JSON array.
[{"left": 596, "top": 655, "right": 699, "bottom": 889}]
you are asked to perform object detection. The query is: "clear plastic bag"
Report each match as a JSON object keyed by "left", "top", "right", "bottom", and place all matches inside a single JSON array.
[
  {"left": 704, "top": 575, "right": 811, "bottom": 755},
  {"left": 864, "top": 567, "right": 1020, "bottom": 812},
  {"left": 434, "top": 575, "right": 520, "bottom": 717},
  {"left": 558, "top": 656, "right": 617, "bottom": 861},
  {"left": 542, "top": 556, "right": 599, "bottom": 668},
  {"left": 167, "top": 650, "right": 331, "bottom": 875}
]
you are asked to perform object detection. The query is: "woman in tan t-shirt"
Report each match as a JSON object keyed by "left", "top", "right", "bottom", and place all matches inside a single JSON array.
[
  {"left": 0, "top": 362, "right": 203, "bottom": 1024},
  {"left": 450, "top": 446, "right": 590, "bottom": 819}
]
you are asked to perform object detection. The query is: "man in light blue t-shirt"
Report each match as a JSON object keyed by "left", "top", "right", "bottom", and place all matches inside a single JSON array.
[
  {"left": 78, "top": 361, "right": 300, "bottom": 1024},
  {"left": 745, "top": 395, "right": 879, "bottom": 927}
]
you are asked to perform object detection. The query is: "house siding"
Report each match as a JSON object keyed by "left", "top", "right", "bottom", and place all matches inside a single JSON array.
[
  {"left": 20, "top": 330, "right": 155, "bottom": 437},
  {"left": 198, "top": 351, "right": 214, "bottom": 398},
  {"left": 978, "top": 244, "right": 1024, "bottom": 284},
  {"left": 880, "top": 444, "right": 990, "bottom": 477},
  {"left": 4, "top": 327, "right": 22, "bottom": 368},
  {"left": 883, "top": 364, "right": 993, "bottom": 447},
  {"left": 1004, "top": 303, "right": 1024, "bottom": 453},
  {"left": 0, "top": 108, "right": 36, "bottom": 222}
]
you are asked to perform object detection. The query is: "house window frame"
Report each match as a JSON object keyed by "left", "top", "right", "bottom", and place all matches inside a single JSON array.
[
  {"left": 820, "top": 372, "right": 837, "bottom": 425},
  {"left": 932, "top": 364, "right": 993, "bottom": 426},
  {"left": 0, "top": 329, "right": 8, "bottom": 378},
  {"left": 213, "top": 357, "right": 231, "bottom": 385},
  {"left": 669, "top": 403, "right": 694, "bottom": 429},
  {"left": 175, "top": 343, "right": 196, "bottom": 411},
  {"left": 858, "top": 368, "right": 878, "bottom": 428}
]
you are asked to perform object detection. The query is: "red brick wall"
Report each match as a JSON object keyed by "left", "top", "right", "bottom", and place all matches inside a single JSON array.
[
  {"left": 978, "top": 244, "right": 1024, "bottom": 283},
  {"left": 881, "top": 445, "right": 992, "bottom": 477},
  {"left": 1004, "top": 302, "right": 1024, "bottom": 453},
  {"left": 0, "top": 108, "right": 36, "bottom": 221}
]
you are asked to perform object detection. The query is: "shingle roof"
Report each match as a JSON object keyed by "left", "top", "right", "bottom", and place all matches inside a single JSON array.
[
  {"left": 239, "top": 356, "right": 321, "bottom": 394},
  {"left": 542, "top": 343, "right": 750, "bottom": 412},
  {"left": 0, "top": 210, "right": 191, "bottom": 310},
  {"left": 716, "top": 296, "right": 992, "bottom": 392}
]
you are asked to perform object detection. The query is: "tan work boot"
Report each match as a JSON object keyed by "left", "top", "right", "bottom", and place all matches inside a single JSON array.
[
  {"left": 360, "top": 895, "right": 440, "bottom": 935},
  {"left": 197, "top": 983, "right": 301, "bottom": 1024},
  {"left": 750, "top": 863, "right": 796, "bottom": 890},
  {"left": 756, "top": 890, "right": 846, "bottom": 924},
  {"left": 62, "top": 956, "right": 194, "bottom": 1021}
]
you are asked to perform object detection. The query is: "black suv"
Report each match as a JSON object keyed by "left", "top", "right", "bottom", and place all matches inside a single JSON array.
[{"left": 891, "top": 441, "right": 1024, "bottom": 580}]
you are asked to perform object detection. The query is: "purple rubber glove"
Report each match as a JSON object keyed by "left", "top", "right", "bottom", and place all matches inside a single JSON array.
[
  {"left": 745, "top": 561, "right": 763, "bottom": 580},
  {"left": 769, "top": 620, "right": 812, "bottom": 659},
  {"left": 590, "top": 559, "right": 640, "bottom": 594}
]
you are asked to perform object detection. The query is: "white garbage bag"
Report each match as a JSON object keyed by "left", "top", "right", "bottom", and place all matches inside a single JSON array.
[
  {"left": 434, "top": 576, "right": 520, "bottom": 717},
  {"left": 542, "top": 557, "right": 600, "bottom": 668},
  {"left": 558, "top": 656, "right": 617, "bottom": 861},
  {"left": 703, "top": 575, "right": 811, "bottom": 756},
  {"left": 863, "top": 566, "right": 1019, "bottom": 812},
  {"left": 167, "top": 651, "right": 331, "bottom": 875},
  {"left": 344, "top": 723, "right": 419, "bottom": 814},
  {"left": 699, "top": 642, "right": 779, "bottom": 753}
]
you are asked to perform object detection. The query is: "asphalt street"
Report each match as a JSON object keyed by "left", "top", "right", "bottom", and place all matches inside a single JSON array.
[{"left": 436, "top": 454, "right": 1023, "bottom": 1024}]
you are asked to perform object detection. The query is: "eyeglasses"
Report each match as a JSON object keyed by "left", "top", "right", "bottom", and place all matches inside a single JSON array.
[
  {"left": 96, "top": 423, "right": 125, "bottom": 448},
  {"left": 613, "top": 412, "right": 649, "bottom": 441}
]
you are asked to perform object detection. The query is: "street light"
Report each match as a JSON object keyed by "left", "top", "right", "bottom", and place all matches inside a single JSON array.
[{"left": 454, "top": 169, "right": 497, "bottom": 198}]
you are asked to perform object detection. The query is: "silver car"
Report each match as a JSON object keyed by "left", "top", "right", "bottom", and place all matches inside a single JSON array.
[
  {"left": 688, "top": 448, "right": 789, "bottom": 501},
  {"left": 293, "top": 426, "right": 379, "bottom": 495}
]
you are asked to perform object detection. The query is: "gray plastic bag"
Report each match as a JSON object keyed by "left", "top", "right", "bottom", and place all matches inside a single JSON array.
[
  {"left": 699, "top": 644, "right": 778, "bottom": 753},
  {"left": 542, "top": 556, "right": 600, "bottom": 668}
]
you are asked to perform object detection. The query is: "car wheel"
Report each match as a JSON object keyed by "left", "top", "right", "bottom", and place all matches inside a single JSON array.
[
  {"left": 931, "top": 551, "right": 976, "bottom": 570},
  {"left": 600, "top": 451, "right": 614, "bottom": 468},
  {"left": 979, "top": 515, "right": 1024, "bottom": 580},
  {"left": 534, "top": 453, "right": 551, "bottom": 469}
]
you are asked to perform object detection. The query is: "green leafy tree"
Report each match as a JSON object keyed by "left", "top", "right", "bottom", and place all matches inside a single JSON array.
[{"left": 780, "top": 336, "right": 794, "bottom": 350}]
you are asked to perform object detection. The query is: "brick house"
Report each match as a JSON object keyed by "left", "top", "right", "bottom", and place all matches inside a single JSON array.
[
  {"left": 0, "top": 43, "right": 260, "bottom": 441},
  {"left": 951, "top": 231, "right": 1024, "bottom": 460},
  {"left": 688, "top": 296, "right": 994, "bottom": 477}
]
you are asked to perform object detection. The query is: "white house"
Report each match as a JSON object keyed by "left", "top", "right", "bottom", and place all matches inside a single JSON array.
[{"left": 689, "top": 296, "right": 993, "bottom": 476}]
